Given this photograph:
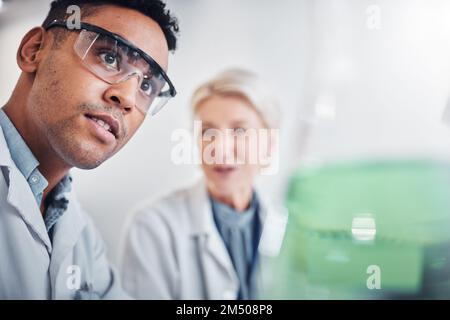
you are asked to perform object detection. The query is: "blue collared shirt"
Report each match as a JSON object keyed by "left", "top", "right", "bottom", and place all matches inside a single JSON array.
[{"left": 0, "top": 108, "right": 71, "bottom": 235}]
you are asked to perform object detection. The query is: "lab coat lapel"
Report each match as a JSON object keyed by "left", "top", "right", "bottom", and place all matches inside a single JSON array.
[
  {"left": 0, "top": 128, "right": 52, "bottom": 253},
  {"left": 49, "top": 192, "right": 87, "bottom": 281},
  {"left": 253, "top": 188, "right": 289, "bottom": 298},
  {"left": 258, "top": 200, "right": 288, "bottom": 258},
  {"left": 188, "top": 179, "right": 238, "bottom": 297},
  {"left": 255, "top": 186, "right": 289, "bottom": 258},
  {"left": 186, "top": 179, "right": 289, "bottom": 299}
]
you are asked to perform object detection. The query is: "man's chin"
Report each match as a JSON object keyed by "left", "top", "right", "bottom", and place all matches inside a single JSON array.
[
  {"left": 73, "top": 161, "right": 104, "bottom": 170},
  {"left": 59, "top": 149, "right": 112, "bottom": 170},
  {"left": 48, "top": 124, "right": 119, "bottom": 170}
]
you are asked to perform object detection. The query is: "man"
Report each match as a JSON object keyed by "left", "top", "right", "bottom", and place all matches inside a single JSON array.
[{"left": 0, "top": 0, "right": 178, "bottom": 299}]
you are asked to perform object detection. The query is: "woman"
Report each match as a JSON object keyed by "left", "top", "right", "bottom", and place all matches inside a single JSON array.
[{"left": 119, "top": 69, "right": 287, "bottom": 300}]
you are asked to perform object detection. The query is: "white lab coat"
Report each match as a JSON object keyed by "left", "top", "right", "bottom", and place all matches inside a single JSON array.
[
  {"left": 119, "top": 178, "right": 288, "bottom": 300},
  {"left": 0, "top": 125, "right": 129, "bottom": 300}
]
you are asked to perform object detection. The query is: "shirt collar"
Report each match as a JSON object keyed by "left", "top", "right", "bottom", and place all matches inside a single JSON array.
[
  {"left": 210, "top": 191, "right": 259, "bottom": 227},
  {"left": 0, "top": 108, "right": 73, "bottom": 220},
  {"left": 0, "top": 108, "right": 41, "bottom": 181},
  {"left": 0, "top": 108, "right": 64, "bottom": 208}
]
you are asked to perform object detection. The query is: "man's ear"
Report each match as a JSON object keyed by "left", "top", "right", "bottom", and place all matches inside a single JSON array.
[{"left": 17, "top": 27, "right": 48, "bottom": 73}]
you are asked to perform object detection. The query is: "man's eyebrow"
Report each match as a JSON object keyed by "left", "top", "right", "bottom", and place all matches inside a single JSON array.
[
  {"left": 95, "top": 25, "right": 141, "bottom": 53},
  {"left": 106, "top": 30, "right": 135, "bottom": 47},
  {"left": 113, "top": 31, "right": 132, "bottom": 43},
  {"left": 110, "top": 31, "right": 154, "bottom": 65}
]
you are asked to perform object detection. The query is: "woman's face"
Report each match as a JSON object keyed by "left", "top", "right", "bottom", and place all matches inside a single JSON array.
[{"left": 195, "top": 94, "right": 270, "bottom": 197}]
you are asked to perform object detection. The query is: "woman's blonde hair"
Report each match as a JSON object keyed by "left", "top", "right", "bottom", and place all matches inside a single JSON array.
[{"left": 191, "top": 69, "right": 280, "bottom": 129}]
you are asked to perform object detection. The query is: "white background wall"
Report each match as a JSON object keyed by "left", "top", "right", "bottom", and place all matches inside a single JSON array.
[{"left": 1, "top": 0, "right": 450, "bottom": 264}]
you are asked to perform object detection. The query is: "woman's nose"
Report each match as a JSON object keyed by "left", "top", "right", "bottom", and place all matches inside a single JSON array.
[{"left": 215, "top": 130, "right": 237, "bottom": 164}]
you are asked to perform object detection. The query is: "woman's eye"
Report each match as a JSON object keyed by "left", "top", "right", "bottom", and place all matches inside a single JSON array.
[
  {"left": 202, "top": 129, "right": 214, "bottom": 137},
  {"left": 99, "top": 52, "right": 119, "bottom": 70},
  {"left": 234, "top": 127, "right": 247, "bottom": 135}
]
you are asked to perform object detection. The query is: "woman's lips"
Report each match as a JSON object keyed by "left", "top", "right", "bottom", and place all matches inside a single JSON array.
[{"left": 213, "top": 166, "right": 237, "bottom": 175}]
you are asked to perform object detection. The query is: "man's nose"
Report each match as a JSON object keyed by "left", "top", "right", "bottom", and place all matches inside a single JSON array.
[{"left": 103, "top": 76, "right": 140, "bottom": 113}]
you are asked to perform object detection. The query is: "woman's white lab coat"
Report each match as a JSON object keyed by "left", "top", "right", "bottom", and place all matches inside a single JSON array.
[
  {"left": 119, "top": 178, "right": 288, "bottom": 300},
  {"left": 0, "top": 125, "right": 128, "bottom": 299}
]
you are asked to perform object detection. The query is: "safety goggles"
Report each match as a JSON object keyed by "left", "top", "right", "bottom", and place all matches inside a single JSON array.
[{"left": 46, "top": 20, "right": 177, "bottom": 116}]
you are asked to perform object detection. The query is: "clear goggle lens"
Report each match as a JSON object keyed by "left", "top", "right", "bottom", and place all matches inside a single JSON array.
[{"left": 74, "top": 30, "right": 172, "bottom": 115}]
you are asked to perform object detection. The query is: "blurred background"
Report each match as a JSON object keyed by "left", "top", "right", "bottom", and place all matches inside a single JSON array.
[{"left": 2, "top": 0, "right": 450, "bottom": 298}]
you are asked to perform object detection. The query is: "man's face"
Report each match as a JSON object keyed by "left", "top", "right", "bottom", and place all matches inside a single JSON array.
[{"left": 27, "top": 5, "right": 169, "bottom": 169}]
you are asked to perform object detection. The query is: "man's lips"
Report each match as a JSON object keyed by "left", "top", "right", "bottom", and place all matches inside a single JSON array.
[{"left": 84, "top": 113, "right": 120, "bottom": 139}]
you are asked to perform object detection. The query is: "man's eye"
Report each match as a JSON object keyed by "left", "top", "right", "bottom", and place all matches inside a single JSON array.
[
  {"left": 99, "top": 52, "right": 119, "bottom": 70},
  {"left": 140, "top": 79, "right": 153, "bottom": 94},
  {"left": 140, "top": 74, "right": 159, "bottom": 96}
]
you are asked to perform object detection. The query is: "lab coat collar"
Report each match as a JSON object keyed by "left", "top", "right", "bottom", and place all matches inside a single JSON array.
[
  {"left": 186, "top": 177, "right": 284, "bottom": 299},
  {"left": 188, "top": 177, "right": 269, "bottom": 236},
  {"left": 0, "top": 123, "right": 13, "bottom": 167},
  {"left": 187, "top": 175, "right": 288, "bottom": 257},
  {"left": 49, "top": 192, "right": 87, "bottom": 279},
  {"left": 187, "top": 178, "right": 239, "bottom": 296}
]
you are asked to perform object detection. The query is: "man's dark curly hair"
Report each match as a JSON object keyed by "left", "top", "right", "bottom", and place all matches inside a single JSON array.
[{"left": 42, "top": 0, "right": 179, "bottom": 51}]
